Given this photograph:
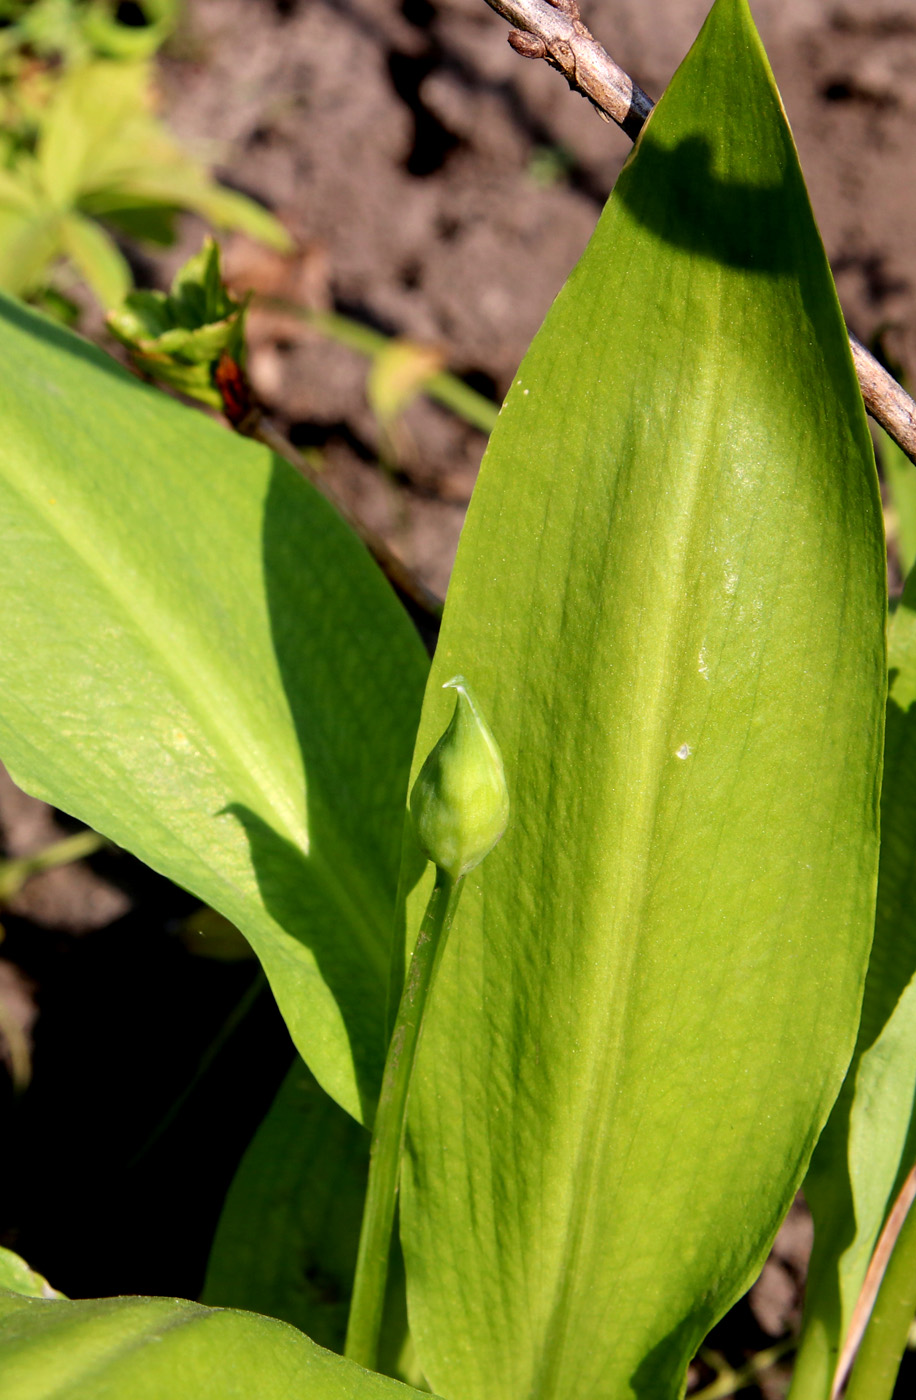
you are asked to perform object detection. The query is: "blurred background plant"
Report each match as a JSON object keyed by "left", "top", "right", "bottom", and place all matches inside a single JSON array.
[
  {"left": 0, "top": 0, "right": 289, "bottom": 318},
  {"left": 107, "top": 235, "right": 249, "bottom": 409}
]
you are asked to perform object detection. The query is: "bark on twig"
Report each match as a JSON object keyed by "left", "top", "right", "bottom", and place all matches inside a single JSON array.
[
  {"left": 849, "top": 336, "right": 916, "bottom": 466},
  {"left": 488, "top": 0, "right": 916, "bottom": 465},
  {"left": 831, "top": 1162, "right": 916, "bottom": 1399},
  {"left": 498, "top": 0, "right": 652, "bottom": 137}
]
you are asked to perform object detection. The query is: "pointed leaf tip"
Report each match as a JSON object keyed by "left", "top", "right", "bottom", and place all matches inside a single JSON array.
[{"left": 399, "top": 0, "right": 884, "bottom": 1391}]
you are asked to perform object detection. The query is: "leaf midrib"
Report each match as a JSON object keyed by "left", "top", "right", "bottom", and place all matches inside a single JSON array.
[
  {"left": 530, "top": 310, "right": 723, "bottom": 1400},
  {"left": 0, "top": 429, "right": 390, "bottom": 979}
]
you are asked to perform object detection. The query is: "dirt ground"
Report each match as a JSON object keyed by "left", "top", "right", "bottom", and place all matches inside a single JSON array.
[
  {"left": 158, "top": 0, "right": 916, "bottom": 595},
  {"left": 2, "top": 2, "right": 916, "bottom": 1395}
]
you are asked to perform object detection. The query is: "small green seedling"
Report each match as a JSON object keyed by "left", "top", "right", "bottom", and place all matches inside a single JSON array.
[{"left": 0, "top": 8, "right": 289, "bottom": 311}]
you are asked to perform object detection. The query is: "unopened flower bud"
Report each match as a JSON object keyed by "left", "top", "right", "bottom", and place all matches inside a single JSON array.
[{"left": 410, "top": 676, "right": 509, "bottom": 881}]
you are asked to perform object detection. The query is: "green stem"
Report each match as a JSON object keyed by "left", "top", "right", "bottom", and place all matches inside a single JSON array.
[
  {"left": 0, "top": 828, "right": 106, "bottom": 902},
  {"left": 691, "top": 1339, "right": 795, "bottom": 1399},
  {"left": 255, "top": 300, "right": 500, "bottom": 436},
  {"left": 345, "top": 868, "right": 462, "bottom": 1370},
  {"left": 844, "top": 1183, "right": 916, "bottom": 1400},
  {"left": 426, "top": 369, "right": 500, "bottom": 435}
]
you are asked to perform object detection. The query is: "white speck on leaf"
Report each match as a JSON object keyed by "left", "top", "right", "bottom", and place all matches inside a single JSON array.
[
  {"left": 698, "top": 648, "right": 709, "bottom": 680},
  {"left": 676, "top": 743, "right": 692, "bottom": 760}
]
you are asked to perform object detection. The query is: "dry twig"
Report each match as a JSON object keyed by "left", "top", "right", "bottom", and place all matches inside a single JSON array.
[
  {"left": 487, "top": 0, "right": 916, "bottom": 465},
  {"left": 831, "top": 1162, "right": 916, "bottom": 1399}
]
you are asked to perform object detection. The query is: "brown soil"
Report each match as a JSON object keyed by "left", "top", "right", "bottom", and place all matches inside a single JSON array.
[{"left": 157, "top": 0, "right": 916, "bottom": 595}]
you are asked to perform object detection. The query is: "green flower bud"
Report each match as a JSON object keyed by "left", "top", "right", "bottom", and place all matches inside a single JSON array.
[{"left": 410, "top": 676, "right": 509, "bottom": 881}]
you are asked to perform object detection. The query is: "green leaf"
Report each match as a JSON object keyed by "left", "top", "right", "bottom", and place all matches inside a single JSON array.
[
  {"left": 0, "top": 165, "right": 42, "bottom": 216},
  {"left": 80, "top": 0, "right": 177, "bottom": 61},
  {"left": 202, "top": 1059, "right": 416, "bottom": 1382},
  {"left": 35, "top": 70, "right": 90, "bottom": 209},
  {"left": 0, "top": 1249, "right": 63, "bottom": 1300},
  {"left": 397, "top": 2, "right": 885, "bottom": 1397},
  {"left": 36, "top": 60, "right": 291, "bottom": 256},
  {"left": 0, "top": 295, "right": 428, "bottom": 1122},
  {"left": 106, "top": 288, "right": 174, "bottom": 340},
  {"left": 163, "top": 239, "right": 225, "bottom": 325},
  {"left": 177, "top": 181, "right": 293, "bottom": 254},
  {"left": 88, "top": 197, "right": 177, "bottom": 246},
  {"left": 791, "top": 572, "right": 916, "bottom": 1400},
  {"left": 0, "top": 206, "right": 61, "bottom": 298},
  {"left": 880, "top": 425, "right": 916, "bottom": 579},
  {"left": 0, "top": 1291, "right": 431, "bottom": 1399},
  {"left": 367, "top": 341, "right": 445, "bottom": 429},
  {"left": 58, "top": 212, "right": 131, "bottom": 308}
]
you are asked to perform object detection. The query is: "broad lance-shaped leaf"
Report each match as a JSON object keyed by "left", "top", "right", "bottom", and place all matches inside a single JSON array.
[
  {"left": 0, "top": 1290, "right": 434, "bottom": 1399},
  {"left": 0, "top": 296, "right": 429, "bottom": 1123},
  {"left": 398, "top": 1, "right": 885, "bottom": 1396},
  {"left": 790, "top": 571, "right": 916, "bottom": 1400}
]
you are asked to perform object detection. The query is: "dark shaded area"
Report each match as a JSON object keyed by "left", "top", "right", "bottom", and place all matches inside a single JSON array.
[
  {"left": 462, "top": 367, "right": 499, "bottom": 402},
  {"left": 0, "top": 845, "right": 294, "bottom": 1300},
  {"left": 616, "top": 132, "right": 796, "bottom": 273},
  {"left": 388, "top": 50, "right": 461, "bottom": 177},
  {"left": 700, "top": 1296, "right": 789, "bottom": 1400},
  {"left": 820, "top": 76, "right": 896, "bottom": 110},
  {"left": 401, "top": 0, "right": 436, "bottom": 30},
  {"left": 115, "top": 2, "right": 154, "bottom": 27},
  {"left": 289, "top": 417, "right": 377, "bottom": 462},
  {"left": 896, "top": 1351, "right": 916, "bottom": 1398},
  {"left": 831, "top": 12, "right": 916, "bottom": 39}
]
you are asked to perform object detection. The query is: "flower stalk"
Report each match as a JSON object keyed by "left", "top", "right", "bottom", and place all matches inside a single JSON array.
[{"left": 344, "top": 677, "right": 509, "bottom": 1370}]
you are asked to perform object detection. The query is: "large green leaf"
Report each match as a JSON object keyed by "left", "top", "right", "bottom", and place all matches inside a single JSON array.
[
  {"left": 0, "top": 296, "right": 428, "bottom": 1122},
  {"left": 398, "top": 2, "right": 885, "bottom": 1397},
  {"left": 790, "top": 572, "right": 916, "bottom": 1400},
  {"left": 0, "top": 1291, "right": 431, "bottom": 1399},
  {"left": 58, "top": 211, "right": 131, "bottom": 307},
  {"left": 880, "top": 425, "right": 916, "bottom": 579}
]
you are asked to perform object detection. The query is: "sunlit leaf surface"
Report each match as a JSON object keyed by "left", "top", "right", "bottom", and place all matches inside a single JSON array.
[
  {"left": 398, "top": 1, "right": 885, "bottom": 1396},
  {"left": 0, "top": 297, "right": 428, "bottom": 1123},
  {"left": 0, "top": 1292, "right": 431, "bottom": 1400}
]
